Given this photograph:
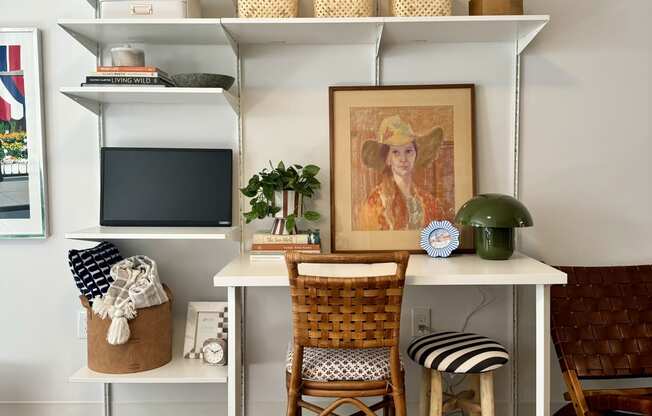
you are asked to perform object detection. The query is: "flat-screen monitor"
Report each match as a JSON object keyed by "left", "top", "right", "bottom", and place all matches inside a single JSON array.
[{"left": 101, "top": 148, "right": 232, "bottom": 227}]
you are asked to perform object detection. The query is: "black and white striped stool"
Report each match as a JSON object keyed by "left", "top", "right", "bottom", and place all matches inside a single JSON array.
[{"left": 407, "top": 331, "right": 510, "bottom": 416}]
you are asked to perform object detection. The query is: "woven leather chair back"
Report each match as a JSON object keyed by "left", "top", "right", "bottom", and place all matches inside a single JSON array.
[
  {"left": 552, "top": 265, "right": 652, "bottom": 378},
  {"left": 286, "top": 251, "right": 409, "bottom": 349}
]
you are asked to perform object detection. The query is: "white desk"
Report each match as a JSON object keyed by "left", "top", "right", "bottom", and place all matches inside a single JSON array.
[{"left": 214, "top": 253, "right": 567, "bottom": 416}]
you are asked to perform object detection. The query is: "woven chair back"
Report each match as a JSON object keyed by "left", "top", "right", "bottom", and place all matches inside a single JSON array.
[
  {"left": 552, "top": 265, "right": 652, "bottom": 378},
  {"left": 286, "top": 251, "right": 409, "bottom": 349}
]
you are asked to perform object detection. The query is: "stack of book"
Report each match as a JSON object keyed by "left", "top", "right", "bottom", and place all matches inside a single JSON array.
[
  {"left": 81, "top": 66, "right": 176, "bottom": 88},
  {"left": 250, "top": 231, "right": 321, "bottom": 261}
]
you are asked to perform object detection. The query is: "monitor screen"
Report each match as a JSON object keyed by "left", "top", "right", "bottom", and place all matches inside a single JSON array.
[{"left": 101, "top": 148, "right": 232, "bottom": 227}]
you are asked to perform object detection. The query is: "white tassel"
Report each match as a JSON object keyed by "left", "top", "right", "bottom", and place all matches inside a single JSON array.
[
  {"left": 92, "top": 296, "right": 110, "bottom": 318},
  {"left": 107, "top": 309, "right": 130, "bottom": 345}
]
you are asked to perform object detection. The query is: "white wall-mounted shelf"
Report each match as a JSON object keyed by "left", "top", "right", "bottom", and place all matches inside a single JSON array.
[
  {"left": 221, "top": 16, "right": 548, "bottom": 51},
  {"left": 220, "top": 17, "right": 382, "bottom": 45},
  {"left": 65, "top": 226, "right": 241, "bottom": 241},
  {"left": 70, "top": 354, "right": 228, "bottom": 384},
  {"left": 60, "top": 87, "right": 239, "bottom": 115},
  {"left": 59, "top": 15, "right": 549, "bottom": 54},
  {"left": 58, "top": 18, "right": 229, "bottom": 54}
]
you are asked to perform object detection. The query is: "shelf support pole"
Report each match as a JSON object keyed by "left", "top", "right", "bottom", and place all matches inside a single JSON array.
[
  {"left": 374, "top": 23, "right": 384, "bottom": 86},
  {"left": 511, "top": 40, "right": 522, "bottom": 416},
  {"left": 103, "top": 383, "right": 112, "bottom": 416}
]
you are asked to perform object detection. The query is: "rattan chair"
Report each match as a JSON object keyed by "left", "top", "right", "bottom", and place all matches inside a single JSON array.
[
  {"left": 285, "top": 251, "right": 410, "bottom": 416},
  {"left": 552, "top": 265, "right": 652, "bottom": 416}
]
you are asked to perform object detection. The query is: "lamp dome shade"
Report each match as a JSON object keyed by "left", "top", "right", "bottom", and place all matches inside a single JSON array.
[{"left": 455, "top": 194, "right": 533, "bottom": 228}]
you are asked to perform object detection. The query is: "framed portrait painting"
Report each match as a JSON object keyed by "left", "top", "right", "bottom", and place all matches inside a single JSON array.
[
  {"left": 0, "top": 28, "right": 47, "bottom": 238},
  {"left": 329, "top": 85, "right": 475, "bottom": 253}
]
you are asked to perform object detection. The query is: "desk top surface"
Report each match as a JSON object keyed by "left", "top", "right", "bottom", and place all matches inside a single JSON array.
[{"left": 214, "top": 253, "right": 567, "bottom": 287}]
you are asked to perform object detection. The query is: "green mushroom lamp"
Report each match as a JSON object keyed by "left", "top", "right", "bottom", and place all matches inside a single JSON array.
[{"left": 455, "top": 194, "right": 533, "bottom": 260}]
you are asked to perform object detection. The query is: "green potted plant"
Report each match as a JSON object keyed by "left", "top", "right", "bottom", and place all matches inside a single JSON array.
[{"left": 240, "top": 161, "right": 321, "bottom": 235}]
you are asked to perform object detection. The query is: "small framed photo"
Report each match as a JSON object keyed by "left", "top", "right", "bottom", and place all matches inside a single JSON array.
[
  {"left": 420, "top": 220, "right": 460, "bottom": 258},
  {"left": 183, "top": 302, "right": 228, "bottom": 359}
]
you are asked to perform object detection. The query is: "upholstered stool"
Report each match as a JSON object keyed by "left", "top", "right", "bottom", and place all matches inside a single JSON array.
[{"left": 407, "top": 331, "right": 510, "bottom": 416}]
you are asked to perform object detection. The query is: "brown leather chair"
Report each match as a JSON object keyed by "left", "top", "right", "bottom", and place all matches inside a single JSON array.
[
  {"left": 551, "top": 265, "right": 652, "bottom": 416},
  {"left": 285, "top": 251, "right": 409, "bottom": 416}
]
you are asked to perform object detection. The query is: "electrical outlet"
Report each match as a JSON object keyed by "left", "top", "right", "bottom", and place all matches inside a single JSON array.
[
  {"left": 77, "top": 309, "right": 87, "bottom": 339},
  {"left": 411, "top": 307, "right": 431, "bottom": 337}
]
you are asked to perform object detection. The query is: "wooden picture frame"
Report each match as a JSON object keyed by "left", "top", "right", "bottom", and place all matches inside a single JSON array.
[{"left": 329, "top": 85, "right": 475, "bottom": 253}]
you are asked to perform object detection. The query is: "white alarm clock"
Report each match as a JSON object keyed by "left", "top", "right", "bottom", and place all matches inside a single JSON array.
[{"left": 201, "top": 338, "right": 227, "bottom": 366}]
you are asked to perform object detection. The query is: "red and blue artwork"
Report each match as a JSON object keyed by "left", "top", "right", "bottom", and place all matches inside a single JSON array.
[{"left": 0, "top": 45, "right": 25, "bottom": 122}]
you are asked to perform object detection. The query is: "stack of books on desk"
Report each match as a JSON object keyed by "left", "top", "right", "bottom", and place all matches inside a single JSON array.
[
  {"left": 250, "top": 231, "right": 321, "bottom": 261},
  {"left": 81, "top": 66, "right": 176, "bottom": 87}
]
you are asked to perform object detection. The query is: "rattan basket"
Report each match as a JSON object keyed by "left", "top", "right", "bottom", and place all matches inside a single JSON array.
[
  {"left": 390, "top": 0, "right": 452, "bottom": 16},
  {"left": 314, "top": 0, "right": 375, "bottom": 17},
  {"left": 238, "top": 0, "right": 299, "bottom": 18}
]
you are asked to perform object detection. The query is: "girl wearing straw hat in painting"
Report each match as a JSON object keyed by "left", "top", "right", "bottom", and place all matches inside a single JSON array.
[{"left": 359, "top": 115, "right": 443, "bottom": 231}]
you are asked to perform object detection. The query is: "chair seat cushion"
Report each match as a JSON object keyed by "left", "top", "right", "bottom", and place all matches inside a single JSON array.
[
  {"left": 286, "top": 346, "right": 401, "bottom": 382},
  {"left": 407, "top": 331, "right": 509, "bottom": 374}
]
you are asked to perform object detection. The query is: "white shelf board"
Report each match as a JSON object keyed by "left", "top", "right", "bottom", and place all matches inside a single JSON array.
[
  {"left": 214, "top": 253, "right": 567, "bottom": 287},
  {"left": 59, "top": 16, "right": 549, "bottom": 51},
  {"left": 220, "top": 17, "right": 383, "bottom": 45},
  {"left": 381, "top": 15, "right": 549, "bottom": 51},
  {"left": 70, "top": 353, "right": 227, "bottom": 384},
  {"left": 65, "top": 226, "right": 241, "bottom": 241},
  {"left": 220, "top": 16, "right": 549, "bottom": 50},
  {"left": 60, "top": 87, "right": 239, "bottom": 115},
  {"left": 58, "top": 19, "right": 228, "bottom": 53}
]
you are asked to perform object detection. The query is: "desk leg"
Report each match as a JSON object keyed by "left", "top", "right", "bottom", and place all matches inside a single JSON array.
[
  {"left": 228, "top": 286, "right": 242, "bottom": 416},
  {"left": 535, "top": 285, "right": 550, "bottom": 416}
]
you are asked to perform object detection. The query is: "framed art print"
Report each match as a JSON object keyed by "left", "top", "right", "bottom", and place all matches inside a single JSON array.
[
  {"left": 0, "top": 28, "right": 47, "bottom": 238},
  {"left": 329, "top": 85, "right": 475, "bottom": 253},
  {"left": 183, "top": 302, "right": 228, "bottom": 359}
]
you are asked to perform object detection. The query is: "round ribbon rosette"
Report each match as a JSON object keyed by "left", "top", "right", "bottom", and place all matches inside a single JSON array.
[{"left": 420, "top": 220, "right": 460, "bottom": 258}]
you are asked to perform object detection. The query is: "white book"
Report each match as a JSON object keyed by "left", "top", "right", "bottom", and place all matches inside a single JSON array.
[{"left": 249, "top": 254, "right": 285, "bottom": 262}]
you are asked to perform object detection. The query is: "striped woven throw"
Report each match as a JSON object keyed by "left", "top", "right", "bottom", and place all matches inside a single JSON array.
[{"left": 92, "top": 255, "right": 168, "bottom": 345}]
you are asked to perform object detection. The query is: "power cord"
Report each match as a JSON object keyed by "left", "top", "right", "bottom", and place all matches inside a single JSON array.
[{"left": 417, "top": 287, "right": 496, "bottom": 397}]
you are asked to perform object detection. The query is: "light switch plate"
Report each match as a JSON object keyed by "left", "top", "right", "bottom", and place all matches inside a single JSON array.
[{"left": 77, "top": 309, "right": 87, "bottom": 339}]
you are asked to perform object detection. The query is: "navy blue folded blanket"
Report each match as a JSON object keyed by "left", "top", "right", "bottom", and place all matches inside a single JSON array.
[{"left": 68, "top": 242, "right": 123, "bottom": 304}]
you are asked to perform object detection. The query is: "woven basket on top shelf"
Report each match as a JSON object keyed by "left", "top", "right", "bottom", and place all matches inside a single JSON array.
[
  {"left": 390, "top": 0, "right": 452, "bottom": 16},
  {"left": 314, "top": 0, "right": 375, "bottom": 17},
  {"left": 238, "top": 0, "right": 299, "bottom": 18}
]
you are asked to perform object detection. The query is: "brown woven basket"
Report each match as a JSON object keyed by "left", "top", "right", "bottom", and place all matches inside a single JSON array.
[
  {"left": 314, "top": 0, "right": 375, "bottom": 17},
  {"left": 238, "top": 0, "right": 299, "bottom": 17},
  {"left": 81, "top": 285, "right": 173, "bottom": 374},
  {"left": 390, "top": 0, "right": 452, "bottom": 16}
]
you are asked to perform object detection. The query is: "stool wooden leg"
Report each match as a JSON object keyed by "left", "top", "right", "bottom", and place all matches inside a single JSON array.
[
  {"left": 468, "top": 374, "right": 482, "bottom": 416},
  {"left": 429, "top": 370, "right": 443, "bottom": 416},
  {"left": 420, "top": 368, "right": 431, "bottom": 416},
  {"left": 479, "top": 372, "right": 495, "bottom": 416}
]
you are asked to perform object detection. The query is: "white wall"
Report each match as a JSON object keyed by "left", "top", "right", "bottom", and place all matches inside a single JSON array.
[{"left": 0, "top": 1, "right": 650, "bottom": 416}]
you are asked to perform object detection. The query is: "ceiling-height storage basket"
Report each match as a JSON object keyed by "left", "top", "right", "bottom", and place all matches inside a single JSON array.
[
  {"left": 314, "top": 0, "right": 375, "bottom": 17},
  {"left": 390, "top": 0, "right": 452, "bottom": 16},
  {"left": 81, "top": 285, "right": 173, "bottom": 374},
  {"left": 238, "top": 0, "right": 299, "bottom": 17}
]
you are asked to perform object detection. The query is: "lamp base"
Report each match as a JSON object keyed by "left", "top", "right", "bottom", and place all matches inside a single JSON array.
[{"left": 475, "top": 227, "right": 514, "bottom": 260}]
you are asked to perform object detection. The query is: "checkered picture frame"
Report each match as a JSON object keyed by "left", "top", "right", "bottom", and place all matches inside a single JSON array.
[{"left": 183, "top": 302, "right": 228, "bottom": 359}]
